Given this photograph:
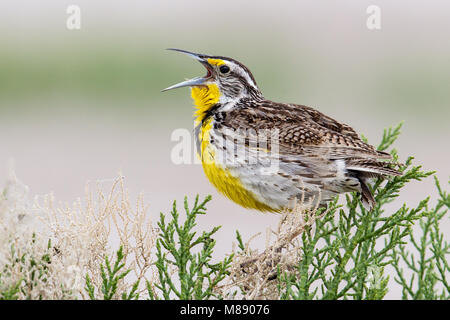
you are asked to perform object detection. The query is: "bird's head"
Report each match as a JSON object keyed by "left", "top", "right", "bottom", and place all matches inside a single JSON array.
[{"left": 162, "top": 49, "right": 262, "bottom": 122}]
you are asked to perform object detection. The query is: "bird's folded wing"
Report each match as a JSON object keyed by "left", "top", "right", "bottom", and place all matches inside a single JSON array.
[{"left": 222, "top": 101, "right": 391, "bottom": 161}]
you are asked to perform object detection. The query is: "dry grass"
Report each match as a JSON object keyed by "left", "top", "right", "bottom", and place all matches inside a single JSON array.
[
  {"left": 0, "top": 171, "right": 158, "bottom": 299},
  {"left": 218, "top": 196, "right": 328, "bottom": 300},
  {"left": 0, "top": 170, "right": 325, "bottom": 300}
]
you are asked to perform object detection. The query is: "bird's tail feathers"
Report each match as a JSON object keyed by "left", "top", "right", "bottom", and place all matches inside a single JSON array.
[
  {"left": 359, "top": 177, "right": 376, "bottom": 211},
  {"left": 347, "top": 159, "right": 402, "bottom": 211},
  {"left": 346, "top": 159, "right": 401, "bottom": 177}
]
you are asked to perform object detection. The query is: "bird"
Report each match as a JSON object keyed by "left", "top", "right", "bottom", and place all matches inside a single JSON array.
[{"left": 162, "top": 49, "right": 401, "bottom": 212}]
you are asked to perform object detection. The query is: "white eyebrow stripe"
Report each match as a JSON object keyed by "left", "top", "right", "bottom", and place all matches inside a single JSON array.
[{"left": 228, "top": 61, "right": 258, "bottom": 90}]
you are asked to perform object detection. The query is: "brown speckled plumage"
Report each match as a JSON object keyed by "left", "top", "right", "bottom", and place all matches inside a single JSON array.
[{"left": 206, "top": 93, "right": 402, "bottom": 210}]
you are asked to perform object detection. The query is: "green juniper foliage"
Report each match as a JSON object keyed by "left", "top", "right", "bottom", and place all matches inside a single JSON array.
[
  {"left": 0, "top": 235, "right": 54, "bottom": 300},
  {"left": 85, "top": 246, "right": 140, "bottom": 300},
  {"left": 0, "top": 274, "right": 21, "bottom": 300},
  {"left": 390, "top": 177, "right": 449, "bottom": 299},
  {"left": 277, "top": 123, "right": 448, "bottom": 300},
  {"left": 149, "top": 195, "right": 233, "bottom": 300}
]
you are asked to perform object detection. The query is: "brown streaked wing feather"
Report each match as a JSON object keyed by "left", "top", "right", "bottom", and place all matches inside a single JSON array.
[{"left": 222, "top": 100, "right": 391, "bottom": 161}]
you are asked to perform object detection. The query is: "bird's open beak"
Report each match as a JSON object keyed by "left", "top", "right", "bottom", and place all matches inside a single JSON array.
[{"left": 161, "top": 48, "right": 213, "bottom": 92}]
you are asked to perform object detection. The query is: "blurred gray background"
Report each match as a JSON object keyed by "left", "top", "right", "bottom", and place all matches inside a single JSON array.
[{"left": 0, "top": 0, "right": 449, "bottom": 299}]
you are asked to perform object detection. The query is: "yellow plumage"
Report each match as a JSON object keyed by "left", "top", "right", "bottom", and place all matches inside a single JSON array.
[
  {"left": 191, "top": 84, "right": 220, "bottom": 125},
  {"left": 206, "top": 58, "right": 226, "bottom": 66},
  {"left": 191, "top": 84, "right": 274, "bottom": 212}
]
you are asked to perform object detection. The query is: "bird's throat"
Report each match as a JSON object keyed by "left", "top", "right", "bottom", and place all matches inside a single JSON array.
[{"left": 191, "top": 84, "right": 220, "bottom": 125}]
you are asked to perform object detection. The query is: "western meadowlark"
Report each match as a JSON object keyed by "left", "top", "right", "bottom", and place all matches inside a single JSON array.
[{"left": 163, "top": 49, "right": 401, "bottom": 212}]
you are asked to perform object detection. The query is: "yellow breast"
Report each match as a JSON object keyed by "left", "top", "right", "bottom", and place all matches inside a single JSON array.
[
  {"left": 191, "top": 83, "right": 275, "bottom": 212},
  {"left": 198, "top": 117, "right": 274, "bottom": 212}
]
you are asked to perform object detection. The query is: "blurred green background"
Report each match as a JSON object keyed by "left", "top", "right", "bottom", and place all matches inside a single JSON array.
[{"left": 0, "top": 0, "right": 449, "bottom": 298}]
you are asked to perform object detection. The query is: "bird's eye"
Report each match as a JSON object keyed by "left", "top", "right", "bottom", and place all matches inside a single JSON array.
[{"left": 219, "top": 65, "right": 230, "bottom": 74}]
